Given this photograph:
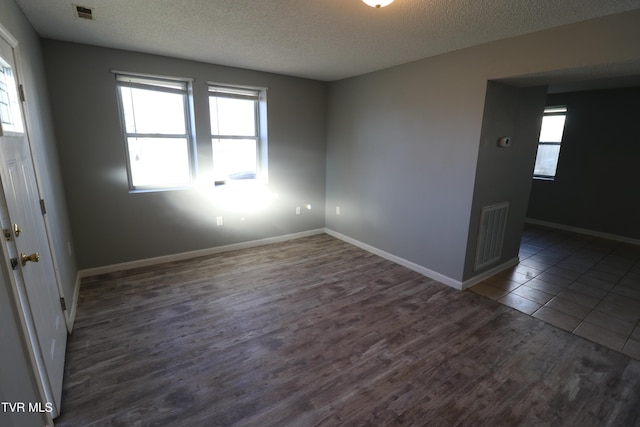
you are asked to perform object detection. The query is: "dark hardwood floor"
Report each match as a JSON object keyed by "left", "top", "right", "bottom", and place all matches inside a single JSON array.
[{"left": 56, "top": 234, "right": 640, "bottom": 426}]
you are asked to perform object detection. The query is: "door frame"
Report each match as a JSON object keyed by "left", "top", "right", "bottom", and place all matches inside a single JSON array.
[
  {"left": 0, "top": 24, "right": 64, "bottom": 421},
  {"left": 0, "top": 23, "right": 70, "bottom": 332}
]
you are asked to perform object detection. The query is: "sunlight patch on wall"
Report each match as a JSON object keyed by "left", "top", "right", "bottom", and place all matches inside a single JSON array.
[{"left": 194, "top": 178, "right": 275, "bottom": 214}]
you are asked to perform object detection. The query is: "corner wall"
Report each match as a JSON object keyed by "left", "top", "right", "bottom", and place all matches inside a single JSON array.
[
  {"left": 463, "top": 82, "right": 548, "bottom": 281},
  {"left": 326, "top": 9, "right": 640, "bottom": 284},
  {"left": 42, "top": 40, "right": 327, "bottom": 269}
]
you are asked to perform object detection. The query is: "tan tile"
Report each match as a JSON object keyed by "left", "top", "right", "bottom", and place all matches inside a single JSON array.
[
  {"left": 525, "top": 279, "right": 564, "bottom": 295},
  {"left": 535, "top": 272, "right": 573, "bottom": 287},
  {"left": 545, "top": 266, "right": 582, "bottom": 281},
  {"left": 601, "top": 293, "right": 640, "bottom": 310},
  {"left": 593, "top": 260, "right": 633, "bottom": 276},
  {"left": 568, "top": 282, "right": 609, "bottom": 299},
  {"left": 584, "top": 310, "right": 635, "bottom": 336},
  {"left": 518, "top": 258, "right": 553, "bottom": 270},
  {"left": 469, "top": 283, "right": 507, "bottom": 300},
  {"left": 622, "top": 339, "right": 640, "bottom": 360},
  {"left": 497, "top": 269, "right": 531, "bottom": 285},
  {"left": 498, "top": 293, "right": 541, "bottom": 315},
  {"left": 557, "top": 289, "right": 600, "bottom": 309},
  {"left": 610, "top": 285, "right": 640, "bottom": 302},
  {"left": 594, "top": 301, "right": 640, "bottom": 324},
  {"left": 556, "top": 260, "right": 592, "bottom": 274},
  {"left": 619, "top": 273, "right": 640, "bottom": 288},
  {"left": 585, "top": 268, "right": 625, "bottom": 282},
  {"left": 532, "top": 306, "right": 581, "bottom": 332},
  {"left": 574, "top": 322, "right": 626, "bottom": 351},
  {"left": 544, "top": 296, "right": 591, "bottom": 320},
  {"left": 512, "top": 264, "right": 544, "bottom": 280},
  {"left": 484, "top": 275, "right": 522, "bottom": 292},
  {"left": 575, "top": 274, "right": 616, "bottom": 291},
  {"left": 512, "top": 285, "right": 554, "bottom": 305}
]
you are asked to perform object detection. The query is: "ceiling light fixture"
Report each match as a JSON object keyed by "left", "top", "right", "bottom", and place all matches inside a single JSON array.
[{"left": 362, "top": 0, "right": 394, "bottom": 8}]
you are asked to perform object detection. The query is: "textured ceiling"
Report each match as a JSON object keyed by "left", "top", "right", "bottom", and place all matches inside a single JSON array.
[{"left": 14, "top": 0, "right": 640, "bottom": 81}]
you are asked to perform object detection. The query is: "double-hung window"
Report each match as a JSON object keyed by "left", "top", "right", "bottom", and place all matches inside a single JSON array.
[
  {"left": 208, "top": 84, "right": 267, "bottom": 184},
  {"left": 533, "top": 106, "right": 567, "bottom": 179},
  {"left": 116, "top": 74, "right": 194, "bottom": 190}
]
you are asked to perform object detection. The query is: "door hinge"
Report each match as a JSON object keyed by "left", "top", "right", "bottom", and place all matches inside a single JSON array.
[
  {"left": 19, "top": 84, "right": 25, "bottom": 102},
  {"left": 60, "top": 297, "right": 67, "bottom": 311},
  {"left": 40, "top": 199, "right": 47, "bottom": 215}
]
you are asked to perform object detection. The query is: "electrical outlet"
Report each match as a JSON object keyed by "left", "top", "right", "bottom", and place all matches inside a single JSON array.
[
  {"left": 295, "top": 206, "right": 301, "bottom": 215},
  {"left": 336, "top": 206, "right": 341, "bottom": 215},
  {"left": 216, "top": 216, "right": 224, "bottom": 226}
]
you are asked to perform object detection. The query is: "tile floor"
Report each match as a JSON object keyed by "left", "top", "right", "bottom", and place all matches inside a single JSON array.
[{"left": 470, "top": 223, "right": 640, "bottom": 360}]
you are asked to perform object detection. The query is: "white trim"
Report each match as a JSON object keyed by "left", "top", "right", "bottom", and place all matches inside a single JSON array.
[
  {"left": 110, "top": 69, "right": 194, "bottom": 82},
  {"left": 324, "top": 228, "right": 465, "bottom": 289},
  {"left": 525, "top": 218, "right": 640, "bottom": 246},
  {"left": 79, "top": 229, "right": 325, "bottom": 278},
  {"left": 0, "top": 22, "right": 19, "bottom": 47},
  {"left": 460, "top": 257, "right": 520, "bottom": 290},
  {"left": 64, "top": 272, "right": 82, "bottom": 332},
  {"left": 77, "top": 227, "right": 521, "bottom": 294},
  {"left": 2, "top": 22, "right": 71, "bottom": 338}
]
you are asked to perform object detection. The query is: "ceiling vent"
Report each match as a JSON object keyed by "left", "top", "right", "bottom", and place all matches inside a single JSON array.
[{"left": 73, "top": 5, "right": 94, "bottom": 20}]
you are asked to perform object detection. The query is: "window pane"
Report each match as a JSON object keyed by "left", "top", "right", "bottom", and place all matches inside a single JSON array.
[
  {"left": 534, "top": 144, "right": 561, "bottom": 177},
  {"left": 539, "top": 114, "right": 566, "bottom": 142},
  {"left": 127, "top": 137, "right": 190, "bottom": 187},
  {"left": 212, "top": 138, "right": 257, "bottom": 180},
  {"left": 0, "top": 62, "right": 24, "bottom": 133},
  {"left": 209, "top": 96, "right": 256, "bottom": 136},
  {"left": 120, "top": 86, "right": 186, "bottom": 134}
]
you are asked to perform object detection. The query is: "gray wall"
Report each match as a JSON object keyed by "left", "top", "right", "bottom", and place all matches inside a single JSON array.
[
  {"left": 527, "top": 86, "right": 640, "bottom": 239},
  {"left": 42, "top": 41, "right": 327, "bottom": 269},
  {"left": 463, "top": 82, "right": 548, "bottom": 279},
  {"left": 326, "top": 9, "right": 640, "bottom": 283}
]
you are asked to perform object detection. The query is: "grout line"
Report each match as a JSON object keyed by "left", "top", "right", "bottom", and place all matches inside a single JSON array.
[{"left": 490, "top": 224, "right": 640, "bottom": 358}]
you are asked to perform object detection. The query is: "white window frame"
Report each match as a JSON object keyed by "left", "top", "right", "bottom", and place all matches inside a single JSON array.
[
  {"left": 534, "top": 106, "right": 567, "bottom": 180},
  {"left": 115, "top": 72, "right": 196, "bottom": 191},
  {"left": 208, "top": 82, "right": 268, "bottom": 185}
]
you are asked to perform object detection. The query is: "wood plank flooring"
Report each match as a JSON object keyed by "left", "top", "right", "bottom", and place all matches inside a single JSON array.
[{"left": 55, "top": 234, "right": 640, "bottom": 426}]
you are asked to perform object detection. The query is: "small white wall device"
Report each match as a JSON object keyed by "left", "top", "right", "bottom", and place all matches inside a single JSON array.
[{"left": 497, "top": 136, "right": 511, "bottom": 147}]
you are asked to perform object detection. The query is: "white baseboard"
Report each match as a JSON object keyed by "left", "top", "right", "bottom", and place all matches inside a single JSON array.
[
  {"left": 461, "top": 257, "right": 520, "bottom": 290},
  {"left": 324, "top": 228, "right": 466, "bottom": 290},
  {"left": 78, "top": 229, "right": 326, "bottom": 279},
  {"left": 525, "top": 218, "right": 640, "bottom": 246},
  {"left": 76, "top": 227, "right": 518, "bottom": 302}
]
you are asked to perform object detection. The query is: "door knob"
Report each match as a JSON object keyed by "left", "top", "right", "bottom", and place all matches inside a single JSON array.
[
  {"left": 13, "top": 224, "right": 21, "bottom": 237},
  {"left": 20, "top": 252, "right": 39, "bottom": 266}
]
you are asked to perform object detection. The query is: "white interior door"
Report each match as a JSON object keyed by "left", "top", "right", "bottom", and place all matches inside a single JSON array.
[{"left": 0, "top": 32, "right": 66, "bottom": 417}]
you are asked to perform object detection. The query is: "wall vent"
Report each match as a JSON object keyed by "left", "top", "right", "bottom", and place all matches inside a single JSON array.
[
  {"left": 474, "top": 202, "right": 509, "bottom": 271},
  {"left": 74, "top": 5, "right": 94, "bottom": 20}
]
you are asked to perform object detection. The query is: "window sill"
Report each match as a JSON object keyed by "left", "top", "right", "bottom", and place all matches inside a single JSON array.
[{"left": 129, "top": 185, "right": 193, "bottom": 194}]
